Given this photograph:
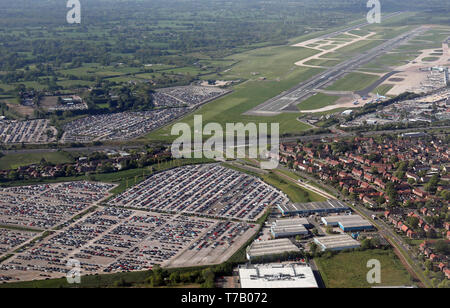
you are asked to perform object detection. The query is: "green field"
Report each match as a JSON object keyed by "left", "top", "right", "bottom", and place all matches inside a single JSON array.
[
  {"left": 374, "top": 84, "right": 394, "bottom": 96},
  {"left": 0, "top": 152, "right": 74, "bottom": 170},
  {"left": 144, "top": 43, "right": 325, "bottom": 140},
  {"left": 261, "top": 171, "right": 325, "bottom": 203},
  {"left": 315, "top": 249, "right": 413, "bottom": 288},
  {"left": 422, "top": 57, "right": 440, "bottom": 62},
  {"left": 297, "top": 93, "right": 340, "bottom": 111},
  {"left": 304, "top": 58, "right": 342, "bottom": 67},
  {"left": 326, "top": 72, "right": 379, "bottom": 92}
]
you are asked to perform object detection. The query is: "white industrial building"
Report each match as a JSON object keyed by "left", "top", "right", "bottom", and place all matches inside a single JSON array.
[
  {"left": 313, "top": 234, "right": 361, "bottom": 251},
  {"left": 321, "top": 214, "right": 373, "bottom": 232},
  {"left": 271, "top": 218, "right": 310, "bottom": 238},
  {"left": 239, "top": 263, "right": 318, "bottom": 288},
  {"left": 271, "top": 225, "right": 309, "bottom": 238},
  {"left": 246, "top": 238, "right": 300, "bottom": 260},
  {"left": 274, "top": 217, "right": 309, "bottom": 226}
]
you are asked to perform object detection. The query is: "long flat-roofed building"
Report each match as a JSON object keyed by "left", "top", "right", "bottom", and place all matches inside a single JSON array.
[
  {"left": 278, "top": 199, "right": 350, "bottom": 216},
  {"left": 239, "top": 264, "right": 318, "bottom": 288},
  {"left": 246, "top": 238, "right": 300, "bottom": 260},
  {"left": 321, "top": 215, "right": 374, "bottom": 232},
  {"left": 271, "top": 218, "right": 310, "bottom": 238},
  {"left": 314, "top": 234, "right": 361, "bottom": 251},
  {"left": 274, "top": 217, "right": 312, "bottom": 227},
  {"left": 271, "top": 225, "right": 308, "bottom": 238}
]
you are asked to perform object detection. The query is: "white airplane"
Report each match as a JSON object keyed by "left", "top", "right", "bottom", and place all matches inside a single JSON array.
[{"left": 376, "top": 92, "right": 386, "bottom": 99}]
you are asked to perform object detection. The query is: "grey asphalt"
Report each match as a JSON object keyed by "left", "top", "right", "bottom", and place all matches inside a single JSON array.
[{"left": 245, "top": 23, "right": 428, "bottom": 115}]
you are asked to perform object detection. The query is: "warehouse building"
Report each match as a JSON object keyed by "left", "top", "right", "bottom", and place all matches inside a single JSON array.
[
  {"left": 246, "top": 238, "right": 300, "bottom": 261},
  {"left": 239, "top": 263, "right": 318, "bottom": 288},
  {"left": 271, "top": 218, "right": 311, "bottom": 238},
  {"left": 313, "top": 234, "right": 361, "bottom": 251},
  {"left": 274, "top": 217, "right": 312, "bottom": 228},
  {"left": 271, "top": 225, "right": 308, "bottom": 239},
  {"left": 278, "top": 199, "right": 350, "bottom": 216},
  {"left": 321, "top": 215, "right": 374, "bottom": 232}
]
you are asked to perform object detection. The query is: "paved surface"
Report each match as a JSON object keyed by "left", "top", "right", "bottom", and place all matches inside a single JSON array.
[{"left": 245, "top": 25, "right": 428, "bottom": 115}]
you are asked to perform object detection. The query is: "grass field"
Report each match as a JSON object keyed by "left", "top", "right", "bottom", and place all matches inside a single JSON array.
[
  {"left": 315, "top": 249, "right": 413, "bottom": 288},
  {"left": 143, "top": 24, "right": 427, "bottom": 140},
  {"left": 326, "top": 72, "right": 379, "bottom": 92},
  {"left": 422, "top": 57, "right": 440, "bottom": 62},
  {"left": 223, "top": 162, "right": 325, "bottom": 203},
  {"left": 261, "top": 171, "right": 325, "bottom": 203},
  {"left": 0, "top": 152, "right": 74, "bottom": 170},
  {"left": 144, "top": 76, "right": 318, "bottom": 141},
  {"left": 297, "top": 93, "right": 340, "bottom": 111},
  {"left": 374, "top": 84, "right": 394, "bottom": 96}
]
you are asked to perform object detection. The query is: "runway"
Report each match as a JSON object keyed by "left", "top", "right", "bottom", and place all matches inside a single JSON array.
[{"left": 245, "top": 22, "right": 428, "bottom": 116}]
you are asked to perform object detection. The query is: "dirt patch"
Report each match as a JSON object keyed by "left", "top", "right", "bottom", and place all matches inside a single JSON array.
[{"left": 5, "top": 102, "right": 34, "bottom": 117}]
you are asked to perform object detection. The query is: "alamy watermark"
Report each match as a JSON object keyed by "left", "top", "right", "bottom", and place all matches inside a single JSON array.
[
  {"left": 67, "top": 0, "right": 81, "bottom": 24},
  {"left": 171, "top": 115, "right": 280, "bottom": 170},
  {"left": 367, "top": 0, "right": 381, "bottom": 24},
  {"left": 366, "top": 259, "right": 381, "bottom": 284},
  {"left": 66, "top": 259, "right": 81, "bottom": 284}
]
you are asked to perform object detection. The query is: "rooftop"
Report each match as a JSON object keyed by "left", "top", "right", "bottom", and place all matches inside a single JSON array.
[
  {"left": 278, "top": 199, "right": 350, "bottom": 214},
  {"left": 247, "top": 239, "right": 300, "bottom": 258},
  {"left": 314, "top": 234, "right": 361, "bottom": 250},
  {"left": 322, "top": 214, "right": 373, "bottom": 228},
  {"left": 239, "top": 263, "right": 318, "bottom": 288},
  {"left": 274, "top": 217, "right": 309, "bottom": 226}
]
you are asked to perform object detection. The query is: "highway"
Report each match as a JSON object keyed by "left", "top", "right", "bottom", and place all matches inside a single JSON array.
[{"left": 245, "top": 24, "right": 428, "bottom": 115}]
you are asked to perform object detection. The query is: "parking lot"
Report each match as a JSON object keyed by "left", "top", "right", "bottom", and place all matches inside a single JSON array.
[
  {"left": 108, "top": 164, "right": 289, "bottom": 222},
  {"left": 61, "top": 107, "right": 188, "bottom": 143},
  {"left": 0, "top": 207, "right": 257, "bottom": 281},
  {"left": 0, "top": 228, "right": 39, "bottom": 257},
  {"left": 153, "top": 86, "right": 230, "bottom": 108},
  {"left": 0, "top": 182, "right": 115, "bottom": 230},
  {"left": 0, "top": 164, "right": 276, "bottom": 282},
  {"left": 0, "top": 119, "right": 57, "bottom": 144},
  {"left": 166, "top": 221, "right": 257, "bottom": 268}
]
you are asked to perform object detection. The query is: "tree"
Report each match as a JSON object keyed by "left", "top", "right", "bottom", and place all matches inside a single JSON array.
[
  {"left": 434, "top": 240, "right": 450, "bottom": 255},
  {"left": 424, "top": 260, "right": 433, "bottom": 271},
  {"left": 309, "top": 242, "right": 318, "bottom": 256},
  {"left": 406, "top": 216, "right": 419, "bottom": 230},
  {"left": 424, "top": 175, "right": 439, "bottom": 194},
  {"left": 169, "top": 272, "right": 180, "bottom": 284}
]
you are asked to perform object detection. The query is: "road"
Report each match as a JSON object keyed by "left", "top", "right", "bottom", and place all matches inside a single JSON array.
[
  {"left": 245, "top": 24, "right": 428, "bottom": 115},
  {"left": 2, "top": 124, "right": 449, "bottom": 156},
  {"left": 235, "top": 155, "right": 432, "bottom": 288},
  {"left": 282, "top": 166, "right": 432, "bottom": 288}
]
